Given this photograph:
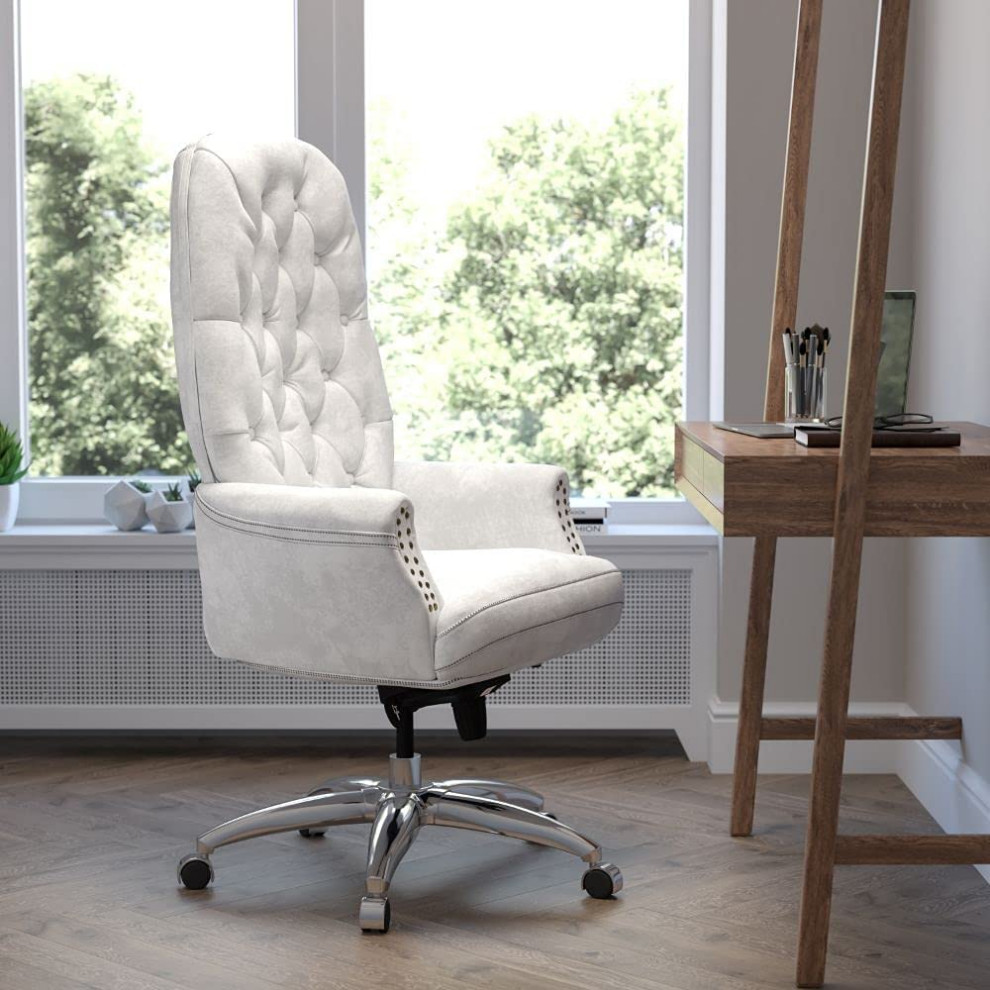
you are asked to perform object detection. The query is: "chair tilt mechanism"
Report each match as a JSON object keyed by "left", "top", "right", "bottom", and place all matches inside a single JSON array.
[{"left": 169, "top": 135, "right": 625, "bottom": 932}]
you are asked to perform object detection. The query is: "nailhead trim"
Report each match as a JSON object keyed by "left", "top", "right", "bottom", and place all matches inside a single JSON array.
[
  {"left": 555, "top": 478, "right": 582, "bottom": 554},
  {"left": 396, "top": 505, "right": 437, "bottom": 611}
]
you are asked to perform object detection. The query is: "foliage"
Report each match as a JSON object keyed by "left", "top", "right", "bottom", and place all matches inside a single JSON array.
[
  {"left": 187, "top": 469, "right": 202, "bottom": 493},
  {"left": 25, "top": 76, "right": 683, "bottom": 496},
  {"left": 24, "top": 74, "right": 188, "bottom": 476},
  {"left": 163, "top": 482, "right": 183, "bottom": 502},
  {"left": 0, "top": 423, "right": 29, "bottom": 485},
  {"left": 128, "top": 479, "right": 152, "bottom": 494},
  {"left": 370, "top": 88, "right": 684, "bottom": 497}
]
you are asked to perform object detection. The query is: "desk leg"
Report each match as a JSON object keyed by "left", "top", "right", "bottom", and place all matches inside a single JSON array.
[
  {"left": 795, "top": 528, "right": 863, "bottom": 987},
  {"left": 795, "top": 0, "right": 910, "bottom": 980},
  {"left": 730, "top": 535, "right": 777, "bottom": 837}
]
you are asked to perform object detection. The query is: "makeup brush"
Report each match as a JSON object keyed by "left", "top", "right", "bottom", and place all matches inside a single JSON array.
[
  {"left": 798, "top": 340, "right": 808, "bottom": 417},
  {"left": 804, "top": 338, "right": 814, "bottom": 416},
  {"left": 782, "top": 327, "right": 794, "bottom": 365},
  {"left": 812, "top": 339, "right": 825, "bottom": 414}
]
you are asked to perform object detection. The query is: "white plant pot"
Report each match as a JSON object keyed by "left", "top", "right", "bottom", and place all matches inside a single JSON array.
[
  {"left": 147, "top": 492, "right": 193, "bottom": 533},
  {"left": 104, "top": 481, "right": 151, "bottom": 531},
  {"left": 184, "top": 489, "right": 197, "bottom": 529},
  {"left": 0, "top": 481, "right": 19, "bottom": 532}
]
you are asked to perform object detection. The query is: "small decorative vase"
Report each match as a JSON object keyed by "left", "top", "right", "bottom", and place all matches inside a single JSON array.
[
  {"left": 147, "top": 491, "right": 193, "bottom": 533},
  {"left": 184, "top": 489, "right": 196, "bottom": 529},
  {"left": 104, "top": 481, "right": 150, "bottom": 531},
  {"left": 0, "top": 481, "right": 19, "bottom": 532}
]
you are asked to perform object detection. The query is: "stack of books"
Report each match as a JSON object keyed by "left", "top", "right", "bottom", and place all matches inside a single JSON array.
[{"left": 572, "top": 499, "right": 609, "bottom": 535}]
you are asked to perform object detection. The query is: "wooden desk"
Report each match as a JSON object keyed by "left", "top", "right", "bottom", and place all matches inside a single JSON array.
[
  {"left": 702, "top": 3, "right": 958, "bottom": 983},
  {"left": 675, "top": 421, "right": 990, "bottom": 537},
  {"left": 677, "top": 418, "right": 990, "bottom": 987}
]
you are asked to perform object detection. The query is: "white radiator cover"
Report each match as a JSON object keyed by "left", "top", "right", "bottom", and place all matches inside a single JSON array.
[{"left": 0, "top": 545, "right": 716, "bottom": 760}]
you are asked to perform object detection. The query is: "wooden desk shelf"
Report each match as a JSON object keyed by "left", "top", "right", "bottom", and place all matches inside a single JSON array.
[{"left": 676, "top": 421, "right": 990, "bottom": 537}]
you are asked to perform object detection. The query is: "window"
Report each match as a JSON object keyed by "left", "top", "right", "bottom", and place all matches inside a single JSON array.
[
  {"left": 1, "top": 0, "right": 710, "bottom": 523},
  {"left": 365, "top": 0, "right": 689, "bottom": 499},
  {"left": 17, "top": 0, "right": 295, "bottom": 478}
]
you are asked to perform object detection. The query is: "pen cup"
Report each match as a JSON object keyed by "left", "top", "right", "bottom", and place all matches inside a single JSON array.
[{"left": 786, "top": 366, "right": 826, "bottom": 422}]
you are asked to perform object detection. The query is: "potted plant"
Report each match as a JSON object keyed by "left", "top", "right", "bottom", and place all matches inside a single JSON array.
[
  {"left": 147, "top": 482, "right": 193, "bottom": 533},
  {"left": 0, "top": 422, "right": 29, "bottom": 533},
  {"left": 184, "top": 469, "right": 201, "bottom": 529},
  {"left": 104, "top": 478, "right": 154, "bottom": 531}
]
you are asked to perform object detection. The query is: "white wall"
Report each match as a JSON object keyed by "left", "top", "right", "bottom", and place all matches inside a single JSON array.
[
  {"left": 904, "top": 0, "right": 990, "bottom": 785},
  {"left": 714, "top": 0, "right": 912, "bottom": 708}
]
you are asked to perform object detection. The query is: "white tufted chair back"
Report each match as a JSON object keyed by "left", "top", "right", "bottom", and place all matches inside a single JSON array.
[{"left": 170, "top": 136, "right": 393, "bottom": 488}]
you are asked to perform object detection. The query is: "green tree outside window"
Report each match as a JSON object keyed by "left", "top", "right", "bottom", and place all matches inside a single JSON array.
[
  {"left": 25, "top": 75, "right": 187, "bottom": 476},
  {"left": 370, "top": 87, "right": 684, "bottom": 497},
  {"left": 25, "top": 76, "right": 683, "bottom": 496}
]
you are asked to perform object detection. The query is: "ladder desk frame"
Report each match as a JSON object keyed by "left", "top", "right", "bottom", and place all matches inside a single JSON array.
[{"left": 676, "top": 1, "right": 990, "bottom": 985}]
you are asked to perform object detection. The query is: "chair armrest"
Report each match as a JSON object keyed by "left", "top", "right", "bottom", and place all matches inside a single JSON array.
[
  {"left": 194, "top": 483, "right": 441, "bottom": 683},
  {"left": 392, "top": 462, "right": 583, "bottom": 553}
]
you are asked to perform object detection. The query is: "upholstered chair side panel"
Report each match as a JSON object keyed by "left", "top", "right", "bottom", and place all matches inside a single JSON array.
[
  {"left": 193, "top": 483, "right": 439, "bottom": 682},
  {"left": 392, "top": 462, "right": 585, "bottom": 554}
]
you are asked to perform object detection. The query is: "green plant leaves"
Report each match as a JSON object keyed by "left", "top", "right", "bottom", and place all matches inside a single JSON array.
[{"left": 0, "top": 422, "right": 29, "bottom": 485}]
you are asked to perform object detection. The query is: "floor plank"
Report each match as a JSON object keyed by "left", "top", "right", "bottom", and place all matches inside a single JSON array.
[{"left": 0, "top": 732, "right": 988, "bottom": 989}]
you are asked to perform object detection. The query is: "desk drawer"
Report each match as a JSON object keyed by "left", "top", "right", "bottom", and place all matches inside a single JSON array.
[{"left": 678, "top": 434, "right": 723, "bottom": 510}]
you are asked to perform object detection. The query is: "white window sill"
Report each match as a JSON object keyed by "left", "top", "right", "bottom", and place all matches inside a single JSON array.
[
  {"left": 0, "top": 522, "right": 717, "bottom": 569},
  {"left": 15, "top": 479, "right": 707, "bottom": 528},
  {"left": 0, "top": 524, "right": 197, "bottom": 569}
]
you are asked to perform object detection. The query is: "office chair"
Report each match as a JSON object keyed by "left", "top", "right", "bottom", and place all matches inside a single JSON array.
[{"left": 169, "top": 136, "right": 625, "bottom": 932}]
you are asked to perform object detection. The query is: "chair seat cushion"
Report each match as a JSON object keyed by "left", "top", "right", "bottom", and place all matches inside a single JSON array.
[{"left": 425, "top": 548, "right": 623, "bottom": 684}]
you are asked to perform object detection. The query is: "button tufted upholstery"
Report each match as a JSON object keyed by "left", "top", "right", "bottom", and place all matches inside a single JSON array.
[
  {"left": 170, "top": 136, "right": 623, "bottom": 688},
  {"left": 170, "top": 135, "right": 393, "bottom": 488}
]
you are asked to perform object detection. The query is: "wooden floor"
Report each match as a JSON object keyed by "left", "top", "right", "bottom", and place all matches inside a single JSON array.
[{"left": 1, "top": 732, "right": 989, "bottom": 990}]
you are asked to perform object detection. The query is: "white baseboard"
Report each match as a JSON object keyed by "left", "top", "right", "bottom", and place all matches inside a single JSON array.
[
  {"left": 706, "top": 697, "right": 912, "bottom": 774},
  {"left": 896, "top": 711, "right": 990, "bottom": 885},
  {"left": 708, "top": 696, "right": 990, "bottom": 885}
]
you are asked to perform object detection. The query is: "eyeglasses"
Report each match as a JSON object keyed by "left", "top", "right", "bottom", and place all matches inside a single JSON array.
[{"left": 823, "top": 412, "right": 935, "bottom": 431}]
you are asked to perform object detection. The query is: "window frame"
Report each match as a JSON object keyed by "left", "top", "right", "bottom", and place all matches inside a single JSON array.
[{"left": 1, "top": 0, "right": 712, "bottom": 526}]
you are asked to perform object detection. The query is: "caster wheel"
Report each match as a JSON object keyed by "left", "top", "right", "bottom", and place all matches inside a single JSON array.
[
  {"left": 177, "top": 853, "right": 213, "bottom": 890},
  {"left": 358, "top": 896, "right": 391, "bottom": 933},
  {"left": 298, "top": 828, "right": 327, "bottom": 838},
  {"left": 582, "top": 863, "right": 623, "bottom": 899}
]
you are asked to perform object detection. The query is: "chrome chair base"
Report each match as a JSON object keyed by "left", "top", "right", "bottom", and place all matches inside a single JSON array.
[{"left": 177, "top": 753, "right": 622, "bottom": 931}]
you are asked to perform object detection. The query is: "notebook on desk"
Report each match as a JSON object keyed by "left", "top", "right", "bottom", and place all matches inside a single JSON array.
[{"left": 794, "top": 425, "right": 961, "bottom": 447}]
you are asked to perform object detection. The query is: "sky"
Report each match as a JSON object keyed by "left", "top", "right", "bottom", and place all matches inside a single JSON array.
[
  {"left": 19, "top": 0, "right": 297, "bottom": 158},
  {"left": 20, "top": 0, "right": 686, "bottom": 207},
  {"left": 366, "top": 0, "right": 688, "bottom": 207}
]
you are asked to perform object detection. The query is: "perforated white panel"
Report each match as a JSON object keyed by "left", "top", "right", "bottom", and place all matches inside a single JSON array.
[{"left": 0, "top": 570, "right": 691, "bottom": 707}]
